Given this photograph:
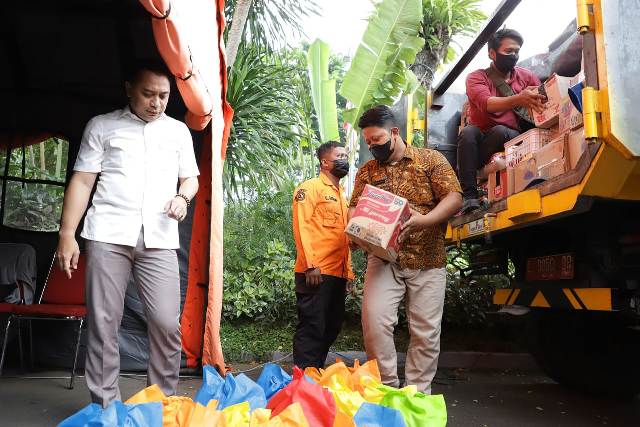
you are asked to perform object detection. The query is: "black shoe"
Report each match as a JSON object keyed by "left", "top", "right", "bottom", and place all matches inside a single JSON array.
[{"left": 459, "top": 198, "right": 481, "bottom": 215}]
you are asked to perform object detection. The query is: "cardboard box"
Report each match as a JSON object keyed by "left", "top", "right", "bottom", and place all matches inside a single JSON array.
[
  {"left": 535, "top": 135, "right": 569, "bottom": 180},
  {"left": 346, "top": 185, "right": 411, "bottom": 262},
  {"left": 460, "top": 101, "right": 470, "bottom": 127},
  {"left": 479, "top": 181, "right": 488, "bottom": 202},
  {"left": 542, "top": 73, "right": 573, "bottom": 105},
  {"left": 512, "top": 136, "right": 569, "bottom": 193},
  {"left": 567, "top": 126, "right": 587, "bottom": 170},
  {"left": 569, "top": 69, "right": 585, "bottom": 87},
  {"left": 533, "top": 73, "right": 573, "bottom": 128},
  {"left": 488, "top": 168, "right": 509, "bottom": 202},
  {"left": 507, "top": 167, "right": 516, "bottom": 196},
  {"left": 458, "top": 101, "right": 471, "bottom": 135},
  {"left": 513, "top": 155, "right": 539, "bottom": 193},
  {"left": 559, "top": 96, "right": 583, "bottom": 133}
]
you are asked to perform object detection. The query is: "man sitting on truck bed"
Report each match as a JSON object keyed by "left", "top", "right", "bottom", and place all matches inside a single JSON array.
[{"left": 457, "top": 28, "right": 545, "bottom": 213}]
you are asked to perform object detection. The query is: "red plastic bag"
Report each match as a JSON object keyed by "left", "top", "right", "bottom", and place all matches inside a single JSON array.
[{"left": 267, "top": 367, "right": 336, "bottom": 427}]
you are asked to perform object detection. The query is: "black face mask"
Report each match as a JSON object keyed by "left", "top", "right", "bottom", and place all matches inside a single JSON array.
[
  {"left": 370, "top": 139, "right": 394, "bottom": 163},
  {"left": 330, "top": 159, "right": 349, "bottom": 178},
  {"left": 494, "top": 52, "right": 519, "bottom": 74}
]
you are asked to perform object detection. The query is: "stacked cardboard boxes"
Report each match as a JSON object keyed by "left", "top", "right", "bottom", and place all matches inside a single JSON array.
[{"left": 503, "top": 69, "right": 587, "bottom": 195}]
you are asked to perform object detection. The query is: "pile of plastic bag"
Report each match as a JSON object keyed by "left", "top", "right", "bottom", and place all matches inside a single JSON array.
[{"left": 58, "top": 360, "right": 447, "bottom": 427}]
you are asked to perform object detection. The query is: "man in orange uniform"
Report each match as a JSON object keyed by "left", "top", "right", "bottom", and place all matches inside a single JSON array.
[{"left": 292, "top": 141, "right": 354, "bottom": 369}]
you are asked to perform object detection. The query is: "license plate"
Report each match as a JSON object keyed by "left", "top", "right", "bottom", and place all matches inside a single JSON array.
[
  {"left": 526, "top": 253, "right": 575, "bottom": 281},
  {"left": 467, "top": 219, "right": 485, "bottom": 235}
]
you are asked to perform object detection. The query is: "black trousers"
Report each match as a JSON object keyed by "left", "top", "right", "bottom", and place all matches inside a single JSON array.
[
  {"left": 293, "top": 273, "right": 346, "bottom": 369},
  {"left": 457, "top": 124, "right": 520, "bottom": 199}
]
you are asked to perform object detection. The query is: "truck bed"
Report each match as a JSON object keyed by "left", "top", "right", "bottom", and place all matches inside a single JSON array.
[{"left": 449, "top": 141, "right": 601, "bottom": 236}]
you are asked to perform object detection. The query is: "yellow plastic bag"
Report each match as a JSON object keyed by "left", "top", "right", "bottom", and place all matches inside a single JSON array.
[
  {"left": 361, "top": 377, "right": 417, "bottom": 404},
  {"left": 250, "top": 403, "right": 310, "bottom": 427},
  {"left": 250, "top": 408, "right": 272, "bottom": 425},
  {"left": 222, "top": 401, "right": 251, "bottom": 426},
  {"left": 325, "top": 375, "right": 365, "bottom": 418},
  {"left": 304, "top": 362, "right": 352, "bottom": 388}
]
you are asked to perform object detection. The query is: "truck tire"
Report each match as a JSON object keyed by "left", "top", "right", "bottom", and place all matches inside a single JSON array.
[{"left": 527, "top": 310, "right": 640, "bottom": 399}]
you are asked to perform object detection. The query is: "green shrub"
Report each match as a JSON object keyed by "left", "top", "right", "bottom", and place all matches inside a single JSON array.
[
  {"left": 223, "top": 184, "right": 504, "bottom": 328},
  {"left": 223, "top": 239, "right": 296, "bottom": 321},
  {"left": 223, "top": 184, "right": 297, "bottom": 322}
]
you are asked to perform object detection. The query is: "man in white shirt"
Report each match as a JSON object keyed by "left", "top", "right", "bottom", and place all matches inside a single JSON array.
[{"left": 55, "top": 61, "right": 199, "bottom": 407}]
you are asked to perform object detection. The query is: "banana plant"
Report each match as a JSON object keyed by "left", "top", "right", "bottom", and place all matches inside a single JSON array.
[
  {"left": 306, "top": 39, "right": 340, "bottom": 142},
  {"left": 339, "top": 0, "right": 424, "bottom": 127}
]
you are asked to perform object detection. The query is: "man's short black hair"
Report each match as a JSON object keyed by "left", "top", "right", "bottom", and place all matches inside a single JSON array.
[
  {"left": 316, "top": 141, "right": 344, "bottom": 161},
  {"left": 126, "top": 59, "right": 172, "bottom": 84},
  {"left": 357, "top": 105, "right": 398, "bottom": 129},
  {"left": 488, "top": 29, "right": 524, "bottom": 51}
]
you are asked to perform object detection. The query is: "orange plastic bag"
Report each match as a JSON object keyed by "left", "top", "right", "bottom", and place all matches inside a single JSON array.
[
  {"left": 189, "top": 400, "right": 224, "bottom": 427},
  {"left": 162, "top": 396, "right": 197, "bottom": 427},
  {"left": 350, "top": 360, "right": 381, "bottom": 395},
  {"left": 305, "top": 360, "right": 381, "bottom": 394},
  {"left": 126, "top": 385, "right": 224, "bottom": 427},
  {"left": 125, "top": 384, "right": 166, "bottom": 404}
]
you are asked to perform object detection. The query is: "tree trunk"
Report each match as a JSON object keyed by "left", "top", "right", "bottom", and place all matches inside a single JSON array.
[
  {"left": 55, "top": 139, "right": 63, "bottom": 179},
  {"left": 411, "top": 32, "right": 452, "bottom": 91},
  {"left": 225, "top": 0, "right": 253, "bottom": 68}
]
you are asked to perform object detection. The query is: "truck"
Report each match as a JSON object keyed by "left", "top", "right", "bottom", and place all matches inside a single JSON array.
[{"left": 427, "top": 0, "right": 640, "bottom": 397}]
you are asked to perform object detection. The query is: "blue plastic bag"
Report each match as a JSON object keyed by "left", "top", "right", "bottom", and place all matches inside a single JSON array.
[
  {"left": 353, "top": 402, "right": 407, "bottom": 427},
  {"left": 194, "top": 365, "right": 225, "bottom": 405},
  {"left": 57, "top": 401, "right": 162, "bottom": 427},
  {"left": 194, "top": 365, "right": 267, "bottom": 411},
  {"left": 256, "top": 363, "right": 293, "bottom": 400}
]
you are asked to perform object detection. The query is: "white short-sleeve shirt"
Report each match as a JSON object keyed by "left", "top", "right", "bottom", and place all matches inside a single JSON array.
[{"left": 74, "top": 107, "right": 200, "bottom": 249}]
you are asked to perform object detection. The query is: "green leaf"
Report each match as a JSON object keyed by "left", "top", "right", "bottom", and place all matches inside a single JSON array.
[
  {"left": 306, "top": 39, "right": 340, "bottom": 142},
  {"left": 339, "top": 0, "right": 423, "bottom": 127},
  {"left": 404, "top": 69, "right": 420, "bottom": 95}
]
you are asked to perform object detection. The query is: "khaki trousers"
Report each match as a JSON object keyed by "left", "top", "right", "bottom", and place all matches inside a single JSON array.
[
  {"left": 85, "top": 231, "right": 181, "bottom": 407},
  {"left": 362, "top": 255, "right": 446, "bottom": 394}
]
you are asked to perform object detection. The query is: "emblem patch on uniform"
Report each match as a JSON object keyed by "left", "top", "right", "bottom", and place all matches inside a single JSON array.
[{"left": 295, "top": 189, "right": 307, "bottom": 201}]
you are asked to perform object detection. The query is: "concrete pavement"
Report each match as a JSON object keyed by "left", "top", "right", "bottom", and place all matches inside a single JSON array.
[{"left": 1, "top": 366, "right": 638, "bottom": 426}]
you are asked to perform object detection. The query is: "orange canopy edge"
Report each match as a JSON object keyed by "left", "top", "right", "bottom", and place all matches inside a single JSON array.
[{"left": 138, "top": 0, "right": 234, "bottom": 373}]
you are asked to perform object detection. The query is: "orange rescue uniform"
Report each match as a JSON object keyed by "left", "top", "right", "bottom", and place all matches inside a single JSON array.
[{"left": 292, "top": 172, "right": 354, "bottom": 280}]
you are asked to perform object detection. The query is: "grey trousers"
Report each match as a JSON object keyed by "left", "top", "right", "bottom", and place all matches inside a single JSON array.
[
  {"left": 362, "top": 255, "right": 446, "bottom": 394},
  {"left": 85, "top": 231, "right": 181, "bottom": 407}
]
